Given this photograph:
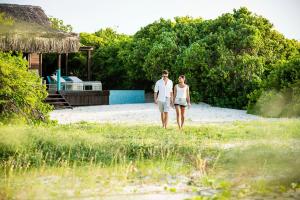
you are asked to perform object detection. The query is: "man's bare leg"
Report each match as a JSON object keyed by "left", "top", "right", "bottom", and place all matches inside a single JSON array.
[
  {"left": 160, "top": 112, "right": 165, "bottom": 128},
  {"left": 164, "top": 112, "right": 168, "bottom": 129}
]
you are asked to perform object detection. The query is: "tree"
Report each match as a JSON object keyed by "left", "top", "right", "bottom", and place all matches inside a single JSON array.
[
  {"left": 49, "top": 17, "right": 73, "bottom": 32},
  {"left": 81, "top": 28, "right": 133, "bottom": 89},
  {"left": 0, "top": 52, "right": 52, "bottom": 123},
  {"left": 78, "top": 7, "right": 300, "bottom": 110}
]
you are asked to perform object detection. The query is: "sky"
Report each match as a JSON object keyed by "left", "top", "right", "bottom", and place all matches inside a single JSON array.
[{"left": 1, "top": 0, "right": 300, "bottom": 40}]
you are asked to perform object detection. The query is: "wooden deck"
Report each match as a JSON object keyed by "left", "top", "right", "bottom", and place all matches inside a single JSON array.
[{"left": 54, "top": 90, "right": 109, "bottom": 106}]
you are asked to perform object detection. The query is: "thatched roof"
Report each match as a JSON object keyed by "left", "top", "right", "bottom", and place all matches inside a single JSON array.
[{"left": 0, "top": 4, "right": 80, "bottom": 53}]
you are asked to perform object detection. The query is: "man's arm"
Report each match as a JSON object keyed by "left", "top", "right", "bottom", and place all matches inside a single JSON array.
[
  {"left": 170, "top": 91, "right": 174, "bottom": 107},
  {"left": 154, "top": 92, "right": 158, "bottom": 104},
  {"left": 170, "top": 82, "right": 174, "bottom": 106},
  {"left": 154, "top": 82, "right": 158, "bottom": 104}
]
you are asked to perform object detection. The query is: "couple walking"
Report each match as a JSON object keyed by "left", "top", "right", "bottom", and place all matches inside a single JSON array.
[{"left": 154, "top": 70, "right": 191, "bottom": 129}]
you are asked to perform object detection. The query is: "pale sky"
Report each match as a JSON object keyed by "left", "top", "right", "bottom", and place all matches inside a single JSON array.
[{"left": 1, "top": 0, "right": 300, "bottom": 40}]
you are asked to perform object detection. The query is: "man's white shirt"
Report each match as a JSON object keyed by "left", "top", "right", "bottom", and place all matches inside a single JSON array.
[{"left": 154, "top": 78, "right": 173, "bottom": 102}]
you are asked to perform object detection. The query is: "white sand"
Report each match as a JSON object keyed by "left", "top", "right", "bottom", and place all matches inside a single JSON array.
[{"left": 50, "top": 103, "right": 261, "bottom": 124}]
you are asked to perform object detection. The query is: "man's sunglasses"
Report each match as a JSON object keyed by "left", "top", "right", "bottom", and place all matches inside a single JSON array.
[{"left": 162, "top": 75, "right": 168, "bottom": 78}]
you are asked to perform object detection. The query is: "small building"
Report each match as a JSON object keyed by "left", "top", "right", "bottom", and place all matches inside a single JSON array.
[
  {"left": 0, "top": 4, "right": 109, "bottom": 107},
  {"left": 0, "top": 4, "right": 79, "bottom": 75}
]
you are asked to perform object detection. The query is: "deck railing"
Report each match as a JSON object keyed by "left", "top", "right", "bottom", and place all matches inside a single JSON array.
[{"left": 47, "top": 81, "right": 102, "bottom": 92}]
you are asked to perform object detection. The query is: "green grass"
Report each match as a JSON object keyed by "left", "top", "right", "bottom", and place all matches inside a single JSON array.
[{"left": 0, "top": 120, "right": 300, "bottom": 199}]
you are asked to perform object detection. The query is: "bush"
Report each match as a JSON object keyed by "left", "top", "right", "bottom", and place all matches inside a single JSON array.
[
  {"left": 281, "top": 82, "right": 300, "bottom": 117},
  {"left": 0, "top": 52, "right": 52, "bottom": 123},
  {"left": 267, "top": 56, "right": 300, "bottom": 90},
  {"left": 248, "top": 56, "right": 300, "bottom": 117},
  {"left": 249, "top": 82, "right": 300, "bottom": 118},
  {"left": 250, "top": 90, "right": 286, "bottom": 117}
]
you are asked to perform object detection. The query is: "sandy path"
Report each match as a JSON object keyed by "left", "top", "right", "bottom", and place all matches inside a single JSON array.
[{"left": 50, "top": 103, "right": 260, "bottom": 124}]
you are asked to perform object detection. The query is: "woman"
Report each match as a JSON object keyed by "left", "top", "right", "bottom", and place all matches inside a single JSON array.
[{"left": 173, "top": 75, "right": 191, "bottom": 129}]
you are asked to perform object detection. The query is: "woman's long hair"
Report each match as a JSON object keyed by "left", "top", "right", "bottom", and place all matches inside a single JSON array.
[{"left": 179, "top": 75, "right": 186, "bottom": 83}]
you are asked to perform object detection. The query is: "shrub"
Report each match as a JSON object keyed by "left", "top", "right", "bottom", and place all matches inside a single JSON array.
[
  {"left": 248, "top": 56, "right": 300, "bottom": 117},
  {"left": 267, "top": 56, "right": 300, "bottom": 90},
  {"left": 249, "top": 81, "right": 300, "bottom": 117},
  {"left": 0, "top": 52, "right": 52, "bottom": 123},
  {"left": 280, "top": 81, "right": 300, "bottom": 117}
]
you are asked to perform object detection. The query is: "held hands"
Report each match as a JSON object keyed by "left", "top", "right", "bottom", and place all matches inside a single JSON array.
[{"left": 171, "top": 102, "right": 175, "bottom": 109}]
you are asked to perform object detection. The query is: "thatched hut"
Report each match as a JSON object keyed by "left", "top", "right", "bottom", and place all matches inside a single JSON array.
[
  {"left": 0, "top": 4, "right": 107, "bottom": 107},
  {"left": 0, "top": 3, "right": 80, "bottom": 76}
]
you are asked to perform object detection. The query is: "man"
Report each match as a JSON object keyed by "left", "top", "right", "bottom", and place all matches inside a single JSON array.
[{"left": 154, "top": 70, "right": 173, "bottom": 129}]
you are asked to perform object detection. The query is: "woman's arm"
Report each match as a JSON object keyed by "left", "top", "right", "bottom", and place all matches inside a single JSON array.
[
  {"left": 173, "top": 85, "right": 177, "bottom": 103},
  {"left": 187, "top": 86, "right": 191, "bottom": 106}
]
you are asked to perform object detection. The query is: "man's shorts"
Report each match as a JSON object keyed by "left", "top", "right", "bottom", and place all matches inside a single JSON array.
[{"left": 158, "top": 97, "right": 170, "bottom": 113}]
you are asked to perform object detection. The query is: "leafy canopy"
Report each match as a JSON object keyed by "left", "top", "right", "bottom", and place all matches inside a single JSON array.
[{"left": 69, "top": 7, "right": 300, "bottom": 114}]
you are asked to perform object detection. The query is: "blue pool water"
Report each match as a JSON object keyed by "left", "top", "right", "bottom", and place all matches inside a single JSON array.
[{"left": 109, "top": 90, "right": 145, "bottom": 104}]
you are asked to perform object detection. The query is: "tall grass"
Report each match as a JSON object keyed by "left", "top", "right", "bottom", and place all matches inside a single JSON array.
[
  {"left": 0, "top": 120, "right": 300, "bottom": 199},
  {"left": 0, "top": 120, "right": 299, "bottom": 168}
]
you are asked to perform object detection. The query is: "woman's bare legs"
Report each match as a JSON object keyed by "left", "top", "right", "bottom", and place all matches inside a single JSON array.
[
  {"left": 180, "top": 106, "right": 186, "bottom": 128},
  {"left": 175, "top": 105, "right": 181, "bottom": 129}
]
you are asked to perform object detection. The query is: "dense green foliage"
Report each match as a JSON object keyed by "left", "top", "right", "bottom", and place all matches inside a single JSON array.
[
  {"left": 248, "top": 56, "right": 300, "bottom": 117},
  {"left": 0, "top": 52, "right": 51, "bottom": 123},
  {"left": 79, "top": 7, "right": 299, "bottom": 110},
  {"left": 266, "top": 56, "right": 300, "bottom": 90},
  {"left": 80, "top": 28, "right": 136, "bottom": 88}
]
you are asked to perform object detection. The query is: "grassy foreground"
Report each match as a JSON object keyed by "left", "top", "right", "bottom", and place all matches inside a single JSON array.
[{"left": 0, "top": 120, "right": 300, "bottom": 199}]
